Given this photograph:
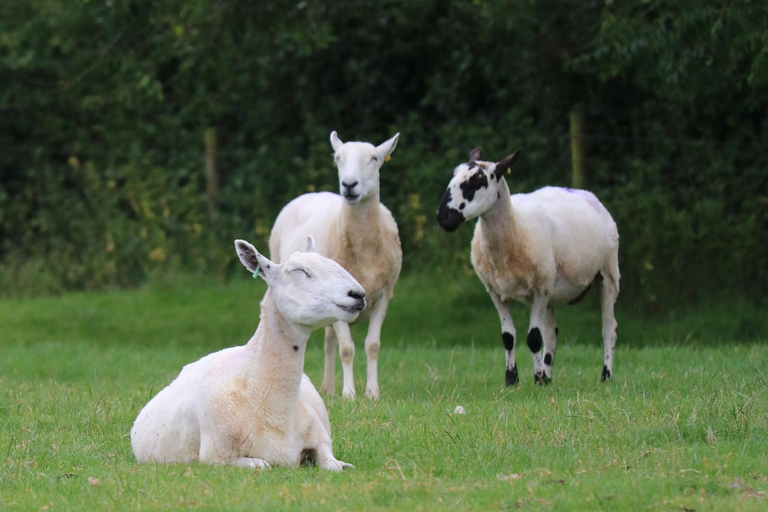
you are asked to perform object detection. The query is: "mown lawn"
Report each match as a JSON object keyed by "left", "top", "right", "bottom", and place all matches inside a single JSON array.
[{"left": 1, "top": 273, "right": 767, "bottom": 511}]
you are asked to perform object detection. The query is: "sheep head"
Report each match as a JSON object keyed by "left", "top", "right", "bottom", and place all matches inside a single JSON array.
[
  {"left": 436, "top": 147, "right": 522, "bottom": 232},
  {"left": 235, "top": 237, "right": 366, "bottom": 328},
  {"left": 330, "top": 131, "right": 399, "bottom": 205}
]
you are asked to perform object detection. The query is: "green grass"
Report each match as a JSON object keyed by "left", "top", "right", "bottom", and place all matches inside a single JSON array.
[{"left": 1, "top": 272, "right": 767, "bottom": 511}]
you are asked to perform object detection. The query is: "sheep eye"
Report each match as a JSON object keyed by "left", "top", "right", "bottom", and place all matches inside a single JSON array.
[
  {"left": 295, "top": 268, "right": 311, "bottom": 278},
  {"left": 371, "top": 155, "right": 379, "bottom": 162}
]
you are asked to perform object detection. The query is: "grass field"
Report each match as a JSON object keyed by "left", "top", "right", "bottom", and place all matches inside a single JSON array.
[{"left": 1, "top": 272, "right": 767, "bottom": 511}]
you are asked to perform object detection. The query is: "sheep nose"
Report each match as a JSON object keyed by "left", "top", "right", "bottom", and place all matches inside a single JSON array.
[
  {"left": 348, "top": 289, "right": 366, "bottom": 311},
  {"left": 342, "top": 180, "right": 358, "bottom": 190}
]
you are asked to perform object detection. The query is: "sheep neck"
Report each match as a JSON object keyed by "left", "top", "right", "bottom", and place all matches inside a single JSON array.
[
  {"left": 478, "top": 179, "right": 522, "bottom": 256},
  {"left": 244, "top": 289, "right": 311, "bottom": 424},
  {"left": 339, "top": 192, "right": 382, "bottom": 254}
]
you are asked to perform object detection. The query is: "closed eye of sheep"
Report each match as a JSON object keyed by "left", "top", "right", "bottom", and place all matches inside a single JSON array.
[{"left": 437, "top": 147, "right": 620, "bottom": 385}]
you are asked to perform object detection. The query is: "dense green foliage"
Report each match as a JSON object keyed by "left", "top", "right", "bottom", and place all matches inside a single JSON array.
[
  {"left": 1, "top": 275, "right": 767, "bottom": 511},
  {"left": 1, "top": 0, "right": 767, "bottom": 307}
]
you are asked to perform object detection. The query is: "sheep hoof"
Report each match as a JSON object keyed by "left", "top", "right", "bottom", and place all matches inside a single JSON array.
[
  {"left": 601, "top": 365, "right": 612, "bottom": 382},
  {"left": 364, "top": 388, "right": 380, "bottom": 400},
  {"left": 239, "top": 457, "right": 271, "bottom": 470},
  {"left": 505, "top": 367, "right": 519, "bottom": 387},
  {"left": 322, "top": 459, "right": 355, "bottom": 472},
  {"left": 534, "top": 373, "right": 552, "bottom": 385}
]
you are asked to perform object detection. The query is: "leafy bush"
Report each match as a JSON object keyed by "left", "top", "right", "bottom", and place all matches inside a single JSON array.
[{"left": 1, "top": 0, "right": 766, "bottom": 308}]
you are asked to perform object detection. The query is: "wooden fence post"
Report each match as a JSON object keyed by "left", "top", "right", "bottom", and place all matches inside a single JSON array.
[
  {"left": 204, "top": 127, "right": 219, "bottom": 230},
  {"left": 570, "top": 110, "right": 585, "bottom": 189}
]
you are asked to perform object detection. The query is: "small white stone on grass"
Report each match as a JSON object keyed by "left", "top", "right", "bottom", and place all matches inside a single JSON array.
[{"left": 454, "top": 405, "right": 466, "bottom": 415}]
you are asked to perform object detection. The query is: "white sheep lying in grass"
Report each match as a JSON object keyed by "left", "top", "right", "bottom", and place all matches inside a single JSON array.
[
  {"left": 436, "top": 147, "right": 620, "bottom": 385},
  {"left": 269, "top": 131, "right": 402, "bottom": 399},
  {"left": 131, "top": 237, "right": 366, "bottom": 470}
]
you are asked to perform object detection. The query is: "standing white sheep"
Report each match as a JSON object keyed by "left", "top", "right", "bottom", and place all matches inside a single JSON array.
[
  {"left": 131, "top": 237, "right": 366, "bottom": 470},
  {"left": 436, "top": 147, "right": 620, "bottom": 385},
  {"left": 269, "top": 131, "right": 402, "bottom": 399}
]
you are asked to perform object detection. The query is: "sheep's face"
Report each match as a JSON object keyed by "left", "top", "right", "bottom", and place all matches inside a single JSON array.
[
  {"left": 436, "top": 147, "right": 521, "bottom": 232},
  {"left": 275, "top": 251, "right": 366, "bottom": 327},
  {"left": 235, "top": 237, "right": 366, "bottom": 328},
  {"left": 331, "top": 131, "right": 399, "bottom": 205}
]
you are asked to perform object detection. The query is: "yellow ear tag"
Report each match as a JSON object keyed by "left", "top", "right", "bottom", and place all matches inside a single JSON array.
[
  {"left": 385, "top": 154, "right": 391, "bottom": 163},
  {"left": 507, "top": 169, "right": 511, "bottom": 174}
]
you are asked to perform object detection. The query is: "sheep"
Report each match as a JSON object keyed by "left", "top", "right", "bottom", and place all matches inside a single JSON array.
[
  {"left": 130, "top": 236, "right": 366, "bottom": 471},
  {"left": 436, "top": 147, "right": 620, "bottom": 385},
  {"left": 269, "top": 131, "right": 402, "bottom": 400}
]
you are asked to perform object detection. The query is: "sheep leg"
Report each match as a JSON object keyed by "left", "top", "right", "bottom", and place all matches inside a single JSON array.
[
  {"left": 230, "top": 457, "right": 271, "bottom": 469},
  {"left": 488, "top": 289, "right": 518, "bottom": 386},
  {"left": 199, "top": 435, "right": 270, "bottom": 469},
  {"left": 363, "top": 294, "right": 389, "bottom": 399},
  {"left": 542, "top": 307, "right": 558, "bottom": 382},
  {"left": 316, "top": 443, "right": 354, "bottom": 472},
  {"left": 332, "top": 321, "right": 357, "bottom": 399},
  {"left": 599, "top": 266, "right": 619, "bottom": 381},
  {"left": 321, "top": 326, "right": 338, "bottom": 395},
  {"left": 528, "top": 294, "right": 550, "bottom": 385}
]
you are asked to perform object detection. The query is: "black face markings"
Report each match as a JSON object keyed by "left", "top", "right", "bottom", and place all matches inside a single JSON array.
[
  {"left": 436, "top": 187, "right": 466, "bottom": 232},
  {"left": 543, "top": 353, "right": 552, "bottom": 366},
  {"left": 601, "top": 365, "right": 612, "bottom": 381},
  {"left": 502, "top": 332, "right": 515, "bottom": 351},
  {"left": 527, "top": 327, "right": 543, "bottom": 353},
  {"left": 506, "top": 366, "right": 519, "bottom": 386},
  {"left": 293, "top": 345, "right": 299, "bottom": 352},
  {"left": 459, "top": 202, "right": 465, "bottom": 210},
  {"left": 459, "top": 170, "right": 489, "bottom": 201}
]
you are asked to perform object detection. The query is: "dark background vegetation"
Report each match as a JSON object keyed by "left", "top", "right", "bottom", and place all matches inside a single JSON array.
[{"left": 1, "top": 0, "right": 766, "bottom": 311}]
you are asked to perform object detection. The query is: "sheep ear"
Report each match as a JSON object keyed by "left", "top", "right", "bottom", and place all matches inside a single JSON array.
[
  {"left": 330, "top": 131, "right": 344, "bottom": 152},
  {"left": 235, "top": 239, "right": 277, "bottom": 283},
  {"left": 494, "top": 148, "right": 522, "bottom": 179},
  {"left": 376, "top": 133, "right": 399, "bottom": 159},
  {"left": 469, "top": 147, "right": 484, "bottom": 162},
  {"left": 304, "top": 235, "right": 317, "bottom": 253}
]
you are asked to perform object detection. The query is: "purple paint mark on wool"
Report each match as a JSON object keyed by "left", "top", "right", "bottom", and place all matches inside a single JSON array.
[{"left": 569, "top": 188, "right": 603, "bottom": 212}]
